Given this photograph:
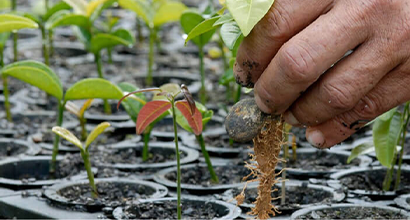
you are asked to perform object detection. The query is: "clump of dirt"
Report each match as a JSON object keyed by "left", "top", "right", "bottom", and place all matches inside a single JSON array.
[{"left": 237, "top": 117, "right": 284, "bottom": 219}]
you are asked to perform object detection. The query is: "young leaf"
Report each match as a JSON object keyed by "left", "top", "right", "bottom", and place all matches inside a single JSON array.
[
  {"left": 0, "top": 14, "right": 38, "bottom": 33},
  {"left": 65, "top": 78, "right": 124, "bottom": 101},
  {"left": 89, "top": 29, "right": 134, "bottom": 54},
  {"left": 175, "top": 100, "right": 203, "bottom": 135},
  {"left": 214, "top": 13, "right": 233, "bottom": 26},
  {"left": 373, "top": 108, "right": 403, "bottom": 168},
  {"left": 86, "top": 0, "right": 111, "bottom": 17},
  {"left": 181, "top": 11, "right": 217, "bottom": 47},
  {"left": 153, "top": 83, "right": 180, "bottom": 101},
  {"left": 226, "top": 0, "right": 274, "bottom": 36},
  {"left": 181, "top": 84, "right": 195, "bottom": 115},
  {"left": 220, "top": 21, "right": 243, "bottom": 50},
  {"left": 117, "top": 87, "right": 161, "bottom": 109},
  {"left": 63, "top": 0, "right": 88, "bottom": 15},
  {"left": 153, "top": 1, "right": 187, "bottom": 27},
  {"left": 65, "top": 101, "right": 81, "bottom": 117},
  {"left": 89, "top": 0, "right": 118, "bottom": 22},
  {"left": 136, "top": 100, "right": 171, "bottom": 134},
  {"left": 347, "top": 142, "right": 375, "bottom": 164},
  {"left": 45, "top": 10, "right": 90, "bottom": 30},
  {"left": 218, "top": 68, "right": 234, "bottom": 85},
  {"left": 118, "top": 83, "right": 146, "bottom": 122},
  {"left": 79, "top": 99, "right": 94, "bottom": 118},
  {"left": 85, "top": 122, "right": 110, "bottom": 149},
  {"left": 52, "top": 126, "right": 83, "bottom": 150},
  {"left": 43, "top": 1, "right": 72, "bottom": 21},
  {"left": 118, "top": 0, "right": 152, "bottom": 27},
  {"left": 1, "top": 60, "right": 63, "bottom": 100},
  {"left": 0, "top": 32, "right": 11, "bottom": 49}
]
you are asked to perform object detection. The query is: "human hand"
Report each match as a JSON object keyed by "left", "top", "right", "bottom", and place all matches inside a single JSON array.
[{"left": 233, "top": 0, "right": 410, "bottom": 148}]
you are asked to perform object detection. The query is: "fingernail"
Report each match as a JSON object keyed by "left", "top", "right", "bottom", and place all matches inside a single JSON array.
[
  {"left": 254, "top": 92, "right": 272, "bottom": 114},
  {"left": 284, "top": 111, "right": 300, "bottom": 126},
  {"left": 306, "top": 128, "right": 325, "bottom": 148}
]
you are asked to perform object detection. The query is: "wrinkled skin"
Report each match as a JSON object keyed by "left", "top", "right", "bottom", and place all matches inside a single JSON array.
[{"left": 234, "top": 0, "right": 410, "bottom": 148}]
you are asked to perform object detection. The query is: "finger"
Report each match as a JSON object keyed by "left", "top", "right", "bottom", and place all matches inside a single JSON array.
[
  {"left": 285, "top": 39, "right": 400, "bottom": 127},
  {"left": 234, "top": 0, "right": 334, "bottom": 88},
  {"left": 305, "top": 62, "right": 410, "bottom": 148},
  {"left": 254, "top": 2, "right": 370, "bottom": 114}
]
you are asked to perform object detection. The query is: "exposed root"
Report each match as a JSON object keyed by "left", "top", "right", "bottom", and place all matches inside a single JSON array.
[{"left": 236, "top": 116, "right": 285, "bottom": 219}]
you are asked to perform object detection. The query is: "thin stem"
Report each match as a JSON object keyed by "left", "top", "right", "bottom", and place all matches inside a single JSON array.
[
  {"left": 142, "top": 131, "right": 151, "bottom": 162},
  {"left": 199, "top": 46, "right": 206, "bottom": 104},
  {"left": 80, "top": 118, "right": 87, "bottom": 141},
  {"left": 2, "top": 75, "right": 11, "bottom": 122},
  {"left": 234, "top": 84, "right": 241, "bottom": 103},
  {"left": 136, "top": 18, "right": 143, "bottom": 44},
  {"left": 0, "top": 48, "right": 4, "bottom": 67},
  {"left": 197, "top": 134, "right": 219, "bottom": 183},
  {"left": 50, "top": 101, "right": 65, "bottom": 174},
  {"left": 171, "top": 100, "right": 181, "bottom": 220},
  {"left": 107, "top": 48, "right": 113, "bottom": 64},
  {"left": 395, "top": 103, "right": 410, "bottom": 190},
  {"left": 146, "top": 28, "right": 155, "bottom": 86},
  {"left": 291, "top": 135, "right": 297, "bottom": 162},
  {"left": 45, "top": 0, "right": 49, "bottom": 10},
  {"left": 12, "top": 0, "right": 17, "bottom": 62},
  {"left": 41, "top": 26, "right": 50, "bottom": 66},
  {"left": 94, "top": 53, "right": 112, "bottom": 114},
  {"left": 48, "top": 30, "right": 54, "bottom": 58},
  {"left": 81, "top": 150, "right": 98, "bottom": 198},
  {"left": 218, "top": 33, "right": 228, "bottom": 71}
]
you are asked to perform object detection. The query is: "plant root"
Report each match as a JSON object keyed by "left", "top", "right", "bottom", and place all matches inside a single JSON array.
[{"left": 235, "top": 116, "right": 284, "bottom": 219}]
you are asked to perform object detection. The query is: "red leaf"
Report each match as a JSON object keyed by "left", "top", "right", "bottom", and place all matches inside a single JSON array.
[
  {"left": 136, "top": 100, "right": 171, "bottom": 134},
  {"left": 176, "top": 100, "right": 203, "bottom": 135},
  {"left": 117, "top": 88, "right": 161, "bottom": 110}
]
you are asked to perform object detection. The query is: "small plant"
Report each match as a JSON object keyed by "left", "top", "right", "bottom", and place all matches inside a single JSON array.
[
  {"left": 100, "top": 13, "right": 120, "bottom": 64},
  {"left": 118, "top": 0, "right": 187, "bottom": 86},
  {"left": 52, "top": 122, "right": 111, "bottom": 198},
  {"left": 65, "top": 99, "right": 94, "bottom": 141},
  {"left": 119, "top": 84, "right": 203, "bottom": 219}
]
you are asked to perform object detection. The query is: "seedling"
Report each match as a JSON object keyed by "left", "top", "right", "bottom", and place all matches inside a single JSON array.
[
  {"left": 100, "top": 13, "right": 120, "bottom": 64},
  {"left": 52, "top": 122, "right": 111, "bottom": 198},
  {"left": 118, "top": 0, "right": 187, "bottom": 86},
  {"left": 119, "top": 84, "right": 203, "bottom": 219},
  {"left": 45, "top": 0, "right": 135, "bottom": 113},
  {"left": 65, "top": 99, "right": 94, "bottom": 141}
]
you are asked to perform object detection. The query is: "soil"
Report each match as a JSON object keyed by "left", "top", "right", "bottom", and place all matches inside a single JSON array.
[
  {"left": 0, "top": 141, "right": 27, "bottom": 158},
  {"left": 284, "top": 150, "right": 361, "bottom": 171},
  {"left": 121, "top": 200, "right": 224, "bottom": 219},
  {"left": 203, "top": 133, "right": 253, "bottom": 149},
  {"left": 339, "top": 169, "right": 410, "bottom": 193},
  {"left": 165, "top": 165, "right": 251, "bottom": 187},
  {"left": 296, "top": 206, "right": 409, "bottom": 219},
  {"left": 57, "top": 181, "right": 156, "bottom": 207},
  {"left": 87, "top": 102, "right": 129, "bottom": 117}
]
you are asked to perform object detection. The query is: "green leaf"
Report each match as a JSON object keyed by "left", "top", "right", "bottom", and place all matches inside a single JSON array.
[
  {"left": 45, "top": 10, "right": 90, "bottom": 30},
  {"left": 0, "top": 14, "right": 39, "bottom": 33},
  {"left": 52, "top": 126, "right": 83, "bottom": 150},
  {"left": 373, "top": 108, "right": 403, "bottom": 168},
  {"left": 88, "top": 0, "right": 117, "bottom": 22},
  {"left": 65, "top": 78, "right": 124, "bottom": 101},
  {"left": 0, "top": 32, "right": 11, "bottom": 49},
  {"left": 218, "top": 68, "right": 234, "bottom": 85},
  {"left": 117, "top": 82, "right": 146, "bottom": 122},
  {"left": 44, "top": 1, "right": 72, "bottom": 21},
  {"left": 118, "top": 0, "right": 152, "bottom": 27},
  {"left": 89, "top": 29, "right": 134, "bottom": 54},
  {"left": 183, "top": 12, "right": 219, "bottom": 46},
  {"left": 153, "top": 1, "right": 186, "bottom": 27},
  {"left": 153, "top": 83, "right": 180, "bottom": 101},
  {"left": 220, "top": 21, "right": 243, "bottom": 50},
  {"left": 85, "top": 122, "right": 110, "bottom": 149},
  {"left": 214, "top": 12, "right": 233, "bottom": 26},
  {"left": 226, "top": 0, "right": 274, "bottom": 36},
  {"left": 73, "top": 26, "right": 92, "bottom": 46},
  {"left": 1, "top": 60, "right": 63, "bottom": 100},
  {"left": 347, "top": 142, "right": 375, "bottom": 164},
  {"left": 63, "top": 0, "right": 88, "bottom": 15},
  {"left": 0, "top": 0, "right": 11, "bottom": 11},
  {"left": 24, "top": 13, "right": 42, "bottom": 25}
]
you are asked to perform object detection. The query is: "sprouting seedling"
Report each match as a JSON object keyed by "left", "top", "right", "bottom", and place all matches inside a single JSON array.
[
  {"left": 119, "top": 84, "right": 202, "bottom": 220},
  {"left": 45, "top": 0, "right": 135, "bottom": 114},
  {"left": 118, "top": 0, "right": 187, "bottom": 86},
  {"left": 100, "top": 13, "right": 120, "bottom": 64},
  {"left": 65, "top": 99, "right": 94, "bottom": 141},
  {"left": 52, "top": 122, "right": 111, "bottom": 198}
]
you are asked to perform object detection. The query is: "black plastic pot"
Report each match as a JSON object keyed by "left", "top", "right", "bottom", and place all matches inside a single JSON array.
[
  {"left": 84, "top": 100, "right": 131, "bottom": 123},
  {"left": 43, "top": 178, "right": 168, "bottom": 212},
  {"left": 153, "top": 163, "right": 248, "bottom": 194},
  {"left": 290, "top": 203, "right": 410, "bottom": 219},
  {"left": 98, "top": 141, "right": 199, "bottom": 171},
  {"left": 227, "top": 180, "right": 345, "bottom": 218},
  {"left": 277, "top": 149, "right": 373, "bottom": 179},
  {"left": 329, "top": 166, "right": 410, "bottom": 199},
  {"left": 0, "top": 95, "right": 26, "bottom": 119},
  {"left": 0, "top": 156, "right": 89, "bottom": 190},
  {"left": 395, "top": 194, "right": 410, "bottom": 211},
  {"left": 112, "top": 197, "right": 241, "bottom": 220},
  {"left": 0, "top": 138, "right": 40, "bottom": 158}
]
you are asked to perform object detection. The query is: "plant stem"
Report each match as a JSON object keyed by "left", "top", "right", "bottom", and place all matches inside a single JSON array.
[
  {"left": 50, "top": 101, "right": 65, "bottom": 174},
  {"left": 107, "top": 48, "right": 113, "bottom": 64},
  {"left": 2, "top": 75, "right": 11, "bottom": 122},
  {"left": 12, "top": 0, "right": 17, "bottom": 62},
  {"left": 94, "top": 53, "right": 112, "bottom": 114},
  {"left": 234, "top": 84, "right": 241, "bottom": 103},
  {"left": 41, "top": 26, "right": 50, "bottom": 66},
  {"left": 48, "top": 30, "right": 54, "bottom": 58},
  {"left": 136, "top": 18, "right": 143, "bottom": 44},
  {"left": 80, "top": 118, "right": 87, "bottom": 141},
  {"left": 0, "top": 48, "right": 4, "bottom": 67},
  {"left": 146, "top": 28, "right": 155, "bottom": 86},
  {"left": 45, "top": 0, "right": 49, "bottom": 10},
  {"left": 171, "top": 100, "right": 181, "bottom": 220},
  {"left": 199, "top": 46, "right": 206, "bottom": 104},
  {"left": 142, "top": 131, "right": 151, "bottom": 162},
  {"left": 218, "top": 33, "right": 228, "bottom": 71},
  {"left": 291, "top": 135, "right": 297, "bottom": 162},
  {"left": 81, "top": 149, "right": 98, "bottom": 198},
  {"left": 196, "top": 134, "right": 218, "bottom": 183},
  {"left": 395, "top": 103, "right": 410, "bottom": 190}
]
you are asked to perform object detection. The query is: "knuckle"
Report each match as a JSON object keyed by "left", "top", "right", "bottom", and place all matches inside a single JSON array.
[
  {"left": 279, "top": 43, "right": 316, "bottom": 83},
  {"left": 259, "top": 1, "right": 292, "bottom": 41},
  {"left": 322, "top": 82, "right": 356, "bottom": 111},
  {"left": 352, "top": 94, "right": 382, "bottom": 119},
  {"left": 256, "top": 80, "right": 282, "bottom": 113}
]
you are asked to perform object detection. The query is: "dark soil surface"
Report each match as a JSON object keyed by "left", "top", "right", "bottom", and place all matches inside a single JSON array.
[
  {"left": 284, "top": 151, "right": 361, "bottom": 171},
  {"left": 339, "top": 169, "right": 410, "bottom": 192},
  {"left": 203, "top": 133, "right": 253, "bottom": 149},
  {"left": 296, "top": 206, "right": 409, "bottom": 219},
  {"left": 57, "top": 181, "right": 156, "bottom": 207},
  {"left": 87, "top": 102, "right": 129, "bottom": 117},
  {"left": 0, "top": 141, "right": 27, "bottom": 158},
  {"left": 121, "top": 200, "right": 224, "bottom": 219},
  {"left": 165, "top": 165, "right": 251, "bottom": 187}
]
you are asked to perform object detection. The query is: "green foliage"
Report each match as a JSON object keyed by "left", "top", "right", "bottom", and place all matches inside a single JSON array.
[
  {"left": 85, "top": 122, "right": 111, "bottom": 149},
  {"left": 1, "top": 60, "right": 63, "bottom": 100},
  {"left": 219, "top": 68, "right": 234, "bottom": 85},
  {"left": 45, "top": 10, "right": 91, "bottom": 30},
  {"left": 65, "top": 78, "right": 124, "bottom": 101},
  {"left": 0, "top": 14, "right": 38, "bottom": 33},
  {"left": 118, "top": 82, "right": 147, "bottom": 122},
  {"left": 220, "top": 21, "right": 243, "bottom": 50},
  {"left": 181, "top": 11, "right": 218, "bottom": 47},
  {"left": 52, "top": 126, "right": 83, "bottom": 149},
  {"left": 89, "top": 29, "right": 134, "bottom": 54},
  {"left": 226, "top": 0, "right": 275, "bottom": 36},
  {"left": 0, "top": 0, "right": 11, "bottom": 11},
  {"left": 176, "top": 101, "right": 213, "bottom": 134},
  {"left": 373, "top": 108, "right": 403, "bottom": 168},
  {"left": 347, "top": 142, "right": 374, "bottom": 164},
  {"left": 0, "top": 32, "right": 11, "bottom": 50},
  {"left": 43, "top": 1, "right": 72, "bottom": 21}
]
